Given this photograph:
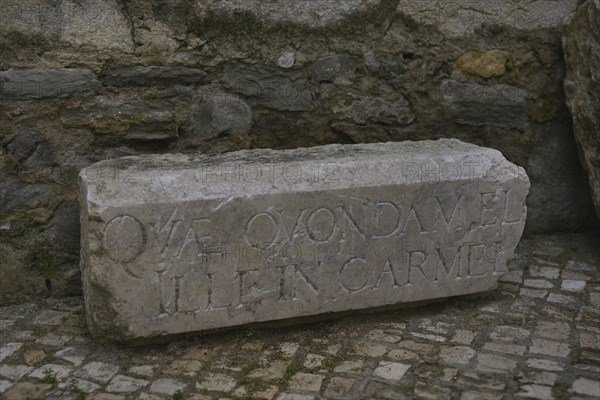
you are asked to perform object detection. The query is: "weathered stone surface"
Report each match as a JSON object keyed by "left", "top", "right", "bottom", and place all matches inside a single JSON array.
[
  {"left": 453, "top": 50, "right": 509, "bottom": 79},
  {"left": 440, "top": 80, "right": 528, "bottom": 131},
  {"left": 397, "top": 0, "right": 579, "bottom": 37},
  {"left": 222, "top": 63, "right": 314, "bottom": 111},
  {"left": 0, "top": 0, "right": 594, "bottom": 303},
  {"left": 310, "top": 54, "right": 356, "bottom": 84},
  {"left": 192, "top": 92, "right": 253, "bottom": 140},
  {"left": 79, "top": 139, "right": 529, "bottom": 341},
  {"left": 364, "top": 50, "right": 408, "bottom": 85},
  {"left": 48, "top": 202, "right": 81, "bottom": 250},
  {"left": 2, "top": 231, "right": 600, "bottom": 398},
  {"left": 563, "top": 0, "right": 600, "bottom": 217},
  {"left": 0, "top": 178, "right": 49, "bottom": 213},
  {"left": 0, "top": 0, "right": 133, "bottom": 56},
  {"left": 525, "top": 122, "right": 596, "bottom": 233},
  {"left": 192, "top": 0, "right": 384, "bottom": 28},
  {"left": 0, "top": 69, "right": 102, "bottom": 101},
  {"left": 103, "top": 67, "right": 208, "bottom": 87},
  {"left": 332, "top": 96, "right": 414, "bottom": 126},
  {"left": 60, "top": 100, "right": 178, "bottom": 140},
  {"left": 6, "top": 131, "right": 55, "bottom": 170}
]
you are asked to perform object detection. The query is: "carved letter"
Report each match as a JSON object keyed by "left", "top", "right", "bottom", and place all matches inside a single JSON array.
[
  {"left": 245, "top": 212, "right": 278, "bottom": 249},
  {"left": 339, "top": 258, "right": 368, "bottom": 293},
  {"left": 149, "top": 208, "right": 182, "bottom": 255},
  {"left": 306, "top": 208, "right": 336, "bottom": 243}
]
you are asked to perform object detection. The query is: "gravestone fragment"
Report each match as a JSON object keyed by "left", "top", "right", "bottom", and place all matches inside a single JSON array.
[{"left": 79, "top": 139, "right": 529, "bottom": 341}]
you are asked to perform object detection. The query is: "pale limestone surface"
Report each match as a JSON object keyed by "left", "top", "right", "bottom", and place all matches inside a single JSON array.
[
  {"left": 79, "top": 139, "right": 529, "bottom": 341},
  {"left": 0, "top": 0, "right": 133, "bottom": 54},
  {"left": 396, "top": 0, "right": 579, "bottom": 37},
  {"left": 192, "top": 0, "right": 384, "bottom": 28}
]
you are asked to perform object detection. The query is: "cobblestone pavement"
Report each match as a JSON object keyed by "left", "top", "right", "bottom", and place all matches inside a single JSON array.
[{"left": 1, "top": 231, "right": 599, "bottom": 400}]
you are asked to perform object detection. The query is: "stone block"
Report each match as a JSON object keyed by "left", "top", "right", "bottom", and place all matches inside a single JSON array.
[
  {"left": 0, "top": 69, "right": 102, "bottom": 101},
  {"left": 0, "top": 177, "right": 49, "bottom": 213},
  {"left": 192, "top": 0, "right": 384, "bottom": 29},
  {"left": 364, "top": 50, "right": 408, "bottom": 83},
  {"left": 525, "top": 122, "right": 596, "bottom": 233},
  {"left": 310, "top": 54, "right": 356, "bottom": 84},
  {"left": 79, "top": 139, "right": 529, "bottom": 341},
  {"left": 0, "top": 0, "right": 133, "bottom": 54},
  {"left": 332, "top": 96, "right": 414, "bottom": 126},
  {"left": 563, "top": 0, "right": 600, "bottom": 218},
  {"left": 440, "top": 80, "right": 528, "bottom": 131},
  {"left": 192, "top": 92, "right": 253, "bottom": 139},
  {"left": 222, "top": 63, "right": 314, "bottom": 111},
  {"left": 60, "top": 100, "right": 178, "bottom": 140},
  {"left": 6, "top": 130, "right": 55, "bottom": 169},
  {"left": 396, "top": 0, "right": 579, "bottom": 37},
  {"left": 103, "top": 66, "right": 208, "bottom": 87}
]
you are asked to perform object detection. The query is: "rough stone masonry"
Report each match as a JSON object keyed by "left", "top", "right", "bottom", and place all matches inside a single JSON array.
[{"left": 79, "top": 139, "right": 529, "bottom": 341}]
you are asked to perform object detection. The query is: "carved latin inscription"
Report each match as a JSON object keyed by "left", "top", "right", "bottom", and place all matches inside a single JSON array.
[{"left": 80, "top": 140, "right": 529, "bottom": 341}]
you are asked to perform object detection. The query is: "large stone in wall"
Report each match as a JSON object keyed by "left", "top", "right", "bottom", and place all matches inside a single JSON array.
[
  {"left": 310, "top": 54, "right": 356, "bottom": 84},
  {"left": 0, "top": 177, "right": 49, "bottom": 213},
  {"left": 193, "top": 0, "right": 384, "bottom": 28},
  {"left": 332, "top": 96, "right": 415, "bottom": 126},
  {"left": 79, "top": 139, "right": 529, "bottom": 341},
  {"left": 103, "top": 67, "right": 208, "bottom": 87},
  {"left": 0, "top": 0, "right": 133, "bottom": 53},
  {"left": 563, "top": 0, "right": 600, "bottom": 218},
  {"left": 397, "top": 0, "right": 580, "bottom": 37},
  {"left": 192, "top": 92, "right": 253, "bottom": 140},
  {"left": 0, "top": 69, "right": 102, "bottom": 101},
  {"left": 222, "top": 63, "right": 314, "bottom": 111},
  {"left": 364, "top": 50, "right": 408, "bottom": 86},
  {"left": 59, "top": 98, "right": 179, "bottom": 141},
  {"left": 525, "top": 122, "right": 597, "bottom": 232},
  {"left": 440, "top": 80, "right": 528, "bottom": 131}
]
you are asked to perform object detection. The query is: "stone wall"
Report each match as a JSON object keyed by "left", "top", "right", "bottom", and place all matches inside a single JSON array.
[
  {"left": 0, "top": 0, "right": 597, "bottom": 303},
  {"left": 563, "top": 0, "right": 600, "bottom": 218}
]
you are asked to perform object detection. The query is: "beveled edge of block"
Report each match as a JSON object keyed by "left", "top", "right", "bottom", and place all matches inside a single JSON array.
[{"left": 79, "top": 139, "right": 529, "bottom": 211}]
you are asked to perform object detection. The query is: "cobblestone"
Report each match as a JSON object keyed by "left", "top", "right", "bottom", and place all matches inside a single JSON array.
[
  {"left": 571, "top": 377, "right": 600, "bottom": 397},
  {"left": 372, "top": 361, "right": 410, "bottom": 382},
  {"left": 438, "top": 346, "right": 476, "bottom": 366},
  {"left": 527, "top": 359, "right": 565, "bottom": 372},
  {"left": 561, "top": 279, "right": 587, "bottom": 292},
  {"left": 288, "top": 372, "right": 324, "bottom": 392},
  {"left": 529, "top": 339, "right": 571, "bottom": 358},
  {"left": 0, "top": 231, "right": 598, "bottom": 399},
  {"left": 529, "top": 265, "right": 561, "bottom": 279},
  {"left": 105, "top": 375, "right": 149, "bottom": 393},
  {"left": 516, "top": 384, "right": 554, "bottom": 399},
  {"left": 77, "top": 362, "right": 120, "bottom": 383},
  {"left": 535, "top": 321, "right": 571, "bottom": 340},
  {"left": 483, "top": 341, "right": 527, "bottom": 356}
]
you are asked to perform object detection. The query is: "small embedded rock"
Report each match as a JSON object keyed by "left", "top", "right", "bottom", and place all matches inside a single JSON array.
[
  {"left": 192, "top": 92, "right": 253, "bottom": 140},
  {"left": 278, "top": 52, "right": 296, "bottom": 69},
  {"left": 310, "top": 54, "right": 355, "bottom": 84},
  {"left": 453, "top": 50, "right": 509, "bottom": 78}
]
